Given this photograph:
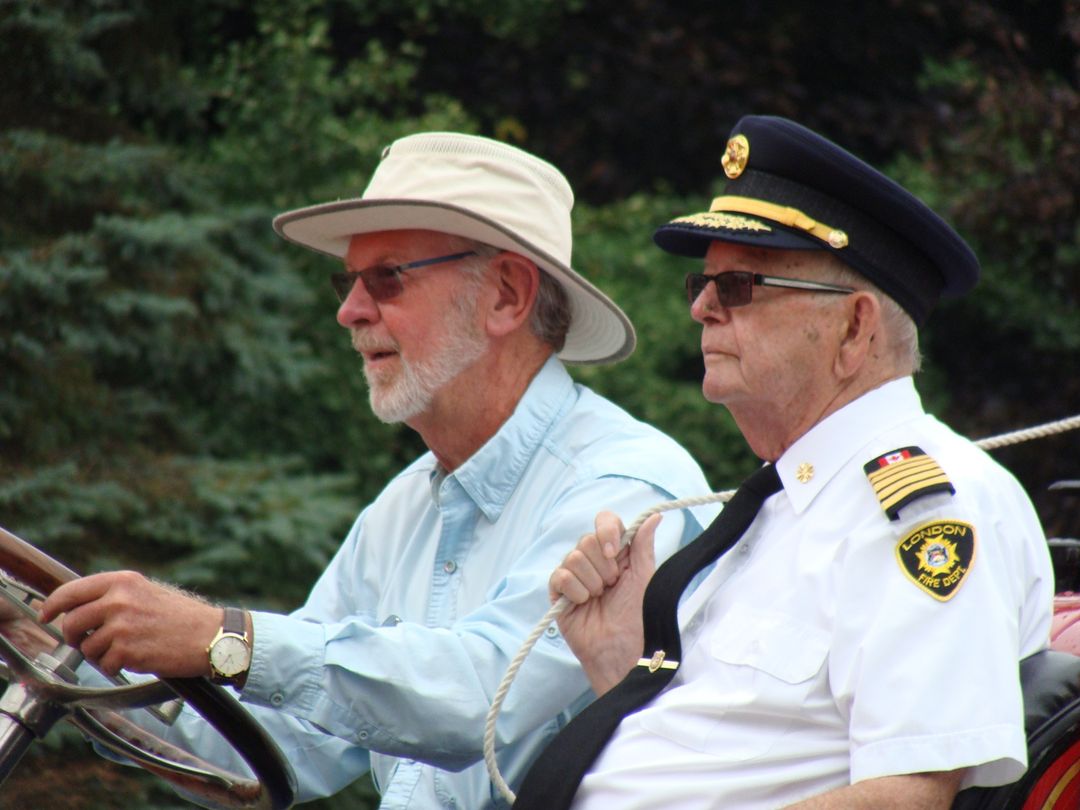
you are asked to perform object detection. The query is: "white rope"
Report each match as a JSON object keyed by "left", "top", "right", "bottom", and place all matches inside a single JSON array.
[
  {"left": 973, "top": 414, "right": 1080, "bottom": 450},
  {"left": 483, "top": 412, "right": 1080, "bottom": 803}
]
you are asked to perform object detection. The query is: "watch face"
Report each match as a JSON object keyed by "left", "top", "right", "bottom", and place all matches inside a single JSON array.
[{"left": 210, "top": 634, "right": 251, "bottom": 678}]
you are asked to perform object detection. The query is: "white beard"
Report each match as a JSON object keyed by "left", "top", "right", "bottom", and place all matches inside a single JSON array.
[{"left": 353, "top": 295, "right": 488, "bottom": 424}]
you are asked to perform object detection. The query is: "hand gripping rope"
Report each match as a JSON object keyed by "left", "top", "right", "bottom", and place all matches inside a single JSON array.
[{"left": 483, "top": 413, "right": 1080, "bottom": 804}]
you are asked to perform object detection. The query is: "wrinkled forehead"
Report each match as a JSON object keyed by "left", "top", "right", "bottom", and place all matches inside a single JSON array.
[{"left": 703, "top": 240, "right": 832, "bottom": 277}]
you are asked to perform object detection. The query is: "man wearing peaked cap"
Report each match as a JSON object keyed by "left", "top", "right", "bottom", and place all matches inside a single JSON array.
[
  {"left": 27, "top": 133, "right": 712, "bottom": 807},
  {"left": 653, "top": 115, "right": 980, "bottom": 325},
  {"left": 518, "top": 116, "right": 1053, "bottom": 808}
]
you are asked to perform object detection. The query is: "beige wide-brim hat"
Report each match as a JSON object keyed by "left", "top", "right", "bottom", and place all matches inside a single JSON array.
[{"left": 273, "top": 132, "right": 635, "bottom": 365}]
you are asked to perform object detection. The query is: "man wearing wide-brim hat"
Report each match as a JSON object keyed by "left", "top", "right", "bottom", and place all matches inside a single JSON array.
[
  {"left": 36, "top": 133, "right": 713, "bottom": 806},
  {"left": 517, "top": 116, "right": 1054, "bottom": 809}
]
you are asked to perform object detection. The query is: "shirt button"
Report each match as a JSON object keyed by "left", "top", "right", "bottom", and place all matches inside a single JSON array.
[
  {"left": 545, "top": 625, "right": 559, "bottom": 638},
  {"left": 270, "top": 692, "right": 284, "bottom": 707},
  {"left": 358, "top": 730, "right": 369, "bottom": 741},
  {"left": 739, "top": 544, "right": 750, "bottom": 554},
  {"left": 443, "top": 560, "right": 457, "bottom": 574}
]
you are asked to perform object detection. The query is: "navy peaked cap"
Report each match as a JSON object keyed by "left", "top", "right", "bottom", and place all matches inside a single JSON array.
[{"left": 654, "top": 115, "right": 980, "bottom": 324}]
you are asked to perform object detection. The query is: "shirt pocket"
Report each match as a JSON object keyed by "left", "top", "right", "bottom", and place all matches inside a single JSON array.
[
  {"left": 709, "top": 602, "right": 830, "bottom": 683},
  {"left": 639, "top": 602, "right": 830, "bottom": 761}
]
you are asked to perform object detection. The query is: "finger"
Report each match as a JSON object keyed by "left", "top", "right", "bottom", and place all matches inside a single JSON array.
[
  {"left": 550, "top": 564, "right": 593, "bottom": 605},
  {"left": 553, "top": 543, "right": 610, "bottom": 601},
  {"left": 40, "top": 573, "right": 116, "bottom": 624},
  {"left": 574, "top": 532, "right": 626, "bottom": 589},
  {"left": 77, "top": 623, "right": 115, "bottom": 667},
  {"left": 90, "top": 644, "right": 125, "bottom": 677},
  {"left": 594, "top": 511, "right": 627, "bottom": 558},
  {"left": 576, "top": 531, "right": 623, "bottom": 584},
  {"left": 629, "top": 513, "right": 662, "bottom": 574},
  {"left": 59, "top": 601, "right": 111, "bottom": 647}
]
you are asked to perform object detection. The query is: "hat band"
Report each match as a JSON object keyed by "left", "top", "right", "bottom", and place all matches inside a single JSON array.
[{"left": 710, "top": 195, "right": 849, "bottom": 250}]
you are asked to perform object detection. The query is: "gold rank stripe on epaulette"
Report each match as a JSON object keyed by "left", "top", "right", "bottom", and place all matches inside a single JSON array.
[{"left": 863, "top": 446, "right": 955, "bottom": 521}]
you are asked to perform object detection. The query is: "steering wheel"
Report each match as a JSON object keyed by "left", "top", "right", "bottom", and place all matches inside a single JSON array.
[{"left": 0, "top": 525, "right": 296, "bottom": 809}]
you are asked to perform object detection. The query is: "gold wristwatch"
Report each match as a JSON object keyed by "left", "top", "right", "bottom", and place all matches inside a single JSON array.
[{"left": 207, "top": 606, "right": 252, "bottom": 685}]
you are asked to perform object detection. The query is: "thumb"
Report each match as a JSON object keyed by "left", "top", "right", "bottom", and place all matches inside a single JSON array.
[{"left": 628, "top": 512, "right": 662, "bottom": 574}]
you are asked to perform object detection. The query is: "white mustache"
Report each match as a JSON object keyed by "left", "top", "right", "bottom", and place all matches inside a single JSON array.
[{"left": 351, "top": 330, "right": 399, "bottom": 355}]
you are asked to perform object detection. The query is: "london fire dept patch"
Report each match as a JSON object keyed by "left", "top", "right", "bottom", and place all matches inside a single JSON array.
[
  {"left": 863, "top": 446, "right": 955, "bottom": 520},
  {"left": 895, "top": 520, "right": 976, "bottom": 601}
]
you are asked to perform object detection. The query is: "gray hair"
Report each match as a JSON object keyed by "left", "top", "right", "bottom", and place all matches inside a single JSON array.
[
  {"left": 817, "top": 255, "right": 922, "bottom": 374},
  {"left": 459, "top": 242, "right": 571, "bottom": 352}
]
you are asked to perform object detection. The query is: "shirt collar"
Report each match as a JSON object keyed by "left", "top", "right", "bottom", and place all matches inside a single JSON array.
[
  {"left": 441, "top": 355, "right": 574, "bottom": 522},
  {"left": 775, "top": 377, "right": 925, "bottom": 514}
]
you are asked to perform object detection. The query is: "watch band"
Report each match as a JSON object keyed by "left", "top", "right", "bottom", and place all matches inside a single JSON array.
[{"left": 222, "top": 606, "right": 246, "bottom": 637}]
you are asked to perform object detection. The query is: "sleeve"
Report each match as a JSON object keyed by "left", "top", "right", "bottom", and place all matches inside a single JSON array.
[
  {"left": 829, "top": 475, "right": 1053, "bottom": 789},
  {"left": 237, "top": 474, "right": 706, "bottom": 772}
]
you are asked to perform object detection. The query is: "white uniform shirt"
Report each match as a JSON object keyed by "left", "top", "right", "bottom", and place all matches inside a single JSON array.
[{"left": 574, "top": 377, "right": 1054, "bottom": 809}]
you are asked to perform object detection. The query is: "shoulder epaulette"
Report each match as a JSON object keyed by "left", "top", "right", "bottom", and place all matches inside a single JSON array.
[{"left": 863, "top": 446, "right": 955, "bottom": 521}]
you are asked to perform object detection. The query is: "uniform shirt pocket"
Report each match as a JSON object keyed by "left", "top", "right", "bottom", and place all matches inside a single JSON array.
[
  {"left": 710, "top": 602, "right": 830, "bottom": 683},
  {"left": 638, "top": 602, "right": 830, "bottom": 762}
]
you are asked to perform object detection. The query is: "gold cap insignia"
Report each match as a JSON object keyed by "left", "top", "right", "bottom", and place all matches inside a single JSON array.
[
  {"left": 722, "top": 134, "right": 750, "bottom": 179},
  {"left": 670, "top": 211, "right": 772, "bottom": 234}
]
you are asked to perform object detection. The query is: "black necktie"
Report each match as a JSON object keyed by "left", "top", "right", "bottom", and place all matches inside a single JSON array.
[{"left": 513, "top": 463, "right": 783, "bottom": 809}]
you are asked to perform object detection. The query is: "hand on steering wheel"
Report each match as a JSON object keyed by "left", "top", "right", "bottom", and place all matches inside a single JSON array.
[{"left": 0, "top": 525, "right": 296, "bottom": 809}]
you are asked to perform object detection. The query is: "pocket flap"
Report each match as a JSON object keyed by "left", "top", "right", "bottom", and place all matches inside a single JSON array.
[{"left": 709, "top": 602, "right": 829, "bottom": 684}]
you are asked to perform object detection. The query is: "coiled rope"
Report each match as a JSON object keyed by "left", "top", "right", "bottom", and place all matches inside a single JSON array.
[{"left": 483, "top": 411, "right": 1080, "bottom": 803}]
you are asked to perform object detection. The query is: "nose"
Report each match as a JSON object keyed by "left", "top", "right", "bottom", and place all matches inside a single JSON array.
[
  {"left": 336, "top": 277, "right": 380, "bottom": 329},
  {"left": 690, "top": 280, "right": 729, "bottom": 325}
]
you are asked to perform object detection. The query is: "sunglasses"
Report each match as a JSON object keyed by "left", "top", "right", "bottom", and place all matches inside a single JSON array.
[
  {"left": 330, "top": 250, "right": 478, "bottom": 303},
  {"left": 685, "top": 271, "right": 854, "bottom": 308}
]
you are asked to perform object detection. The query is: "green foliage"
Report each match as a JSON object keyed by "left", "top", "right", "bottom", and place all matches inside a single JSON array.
[
  {"left": 0, "top": 130, "right": 204, "bottom": 245},
  {"left": 899, "top": 71, "right": 1076, "bottom": 349},
  {"left": 884, "top": 48, "right": 1080, "bottom": 521},
  {"left": 198, "top": 0, "right": 481, "bottom": 208},
  {"left": 154, "top": 457, "right": 356, "bottom": 606}
]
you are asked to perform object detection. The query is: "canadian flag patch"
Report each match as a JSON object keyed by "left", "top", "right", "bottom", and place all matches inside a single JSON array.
[{"left": 877, "top": 449, "right": 912, "bottom": 467}]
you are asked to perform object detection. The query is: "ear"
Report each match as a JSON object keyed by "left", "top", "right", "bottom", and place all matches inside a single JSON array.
[
  {"left": 834, "top": 291, "right": 881, "bottom": 379},
  {"left": 484, "top": 252, "right": 539, "bottom": 338}
]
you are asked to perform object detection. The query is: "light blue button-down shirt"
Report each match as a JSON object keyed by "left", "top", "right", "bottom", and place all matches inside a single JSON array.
[{"left": 140, "top": 357, "right": 713, "bottom": 808}]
